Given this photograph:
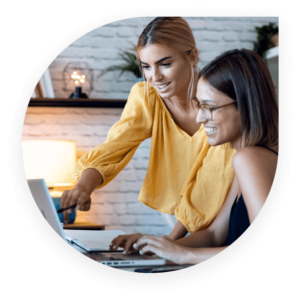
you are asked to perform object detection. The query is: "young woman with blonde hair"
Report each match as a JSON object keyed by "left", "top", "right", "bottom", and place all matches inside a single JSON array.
[
  {"left": 61, "top": 17, "right": 235, "bottom": 244},
  {"left": 134, "top": 49, "right": 278, "bottom": 265}
]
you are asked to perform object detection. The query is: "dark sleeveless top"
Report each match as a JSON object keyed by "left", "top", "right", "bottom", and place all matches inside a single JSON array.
[{"left": 226, "top": 147, "right": 278, "bottom": 246}]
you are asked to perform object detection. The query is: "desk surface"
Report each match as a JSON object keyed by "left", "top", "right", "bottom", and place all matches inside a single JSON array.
[{"left": 63, "top": 222, "right": 105, "bottom": 230}]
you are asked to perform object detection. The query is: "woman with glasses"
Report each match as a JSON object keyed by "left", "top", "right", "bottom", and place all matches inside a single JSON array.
[
  {"left": 61, "top": 17, "right": 235, "bottom": 244},
  {"left": 133, "top": 49, "right": 278, "bottom": 264}
]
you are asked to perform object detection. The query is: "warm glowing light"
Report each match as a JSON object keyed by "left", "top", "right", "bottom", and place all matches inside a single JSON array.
[
  {"left": 22, "top": 140, "right": 76, "bottom": 187},
  {"left": 71, "top": 70, "right": 86, "bottom": 86},
  {"left": 71, "top": 74, "right": 81, "bottom": 80}
]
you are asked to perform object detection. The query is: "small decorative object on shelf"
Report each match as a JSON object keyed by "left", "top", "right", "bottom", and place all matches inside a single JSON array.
[
  {"left": 63, "top": 61, "right": 94, "bottom": 98},
  {"left": 70, "top": 70, "right": 87, "bottom": 98},
  {"left": 253, "top": 22, "right": 279, "bottom": 60},
  {"left": 70, "top": 86, "right": 88, "bottom": 99}
]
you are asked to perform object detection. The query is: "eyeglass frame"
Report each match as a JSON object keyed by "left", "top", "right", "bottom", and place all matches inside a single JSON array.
[{"left": 191, "top": 97, "right": 236, "bottom": 120}]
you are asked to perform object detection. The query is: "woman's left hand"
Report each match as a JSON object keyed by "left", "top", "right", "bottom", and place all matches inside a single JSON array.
[{"left": 135, "top": 235, "right": 190, "bottom": 265}]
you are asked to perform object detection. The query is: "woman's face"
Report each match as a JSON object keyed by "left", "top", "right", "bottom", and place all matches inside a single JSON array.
[
  {"left": 196, "top": 78, "right": 241, "bottom": 148},
  {"left": 139, "top": 44, "right": 194, "bottom": 100}
]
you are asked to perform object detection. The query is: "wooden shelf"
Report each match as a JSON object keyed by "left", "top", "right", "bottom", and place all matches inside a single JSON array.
[{"left": 29, "top": 98, "right": 127, "bottom": 108}]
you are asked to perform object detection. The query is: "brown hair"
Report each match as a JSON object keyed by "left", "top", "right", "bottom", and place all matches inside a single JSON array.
[
  {"left": 136, "top": 17, "right": 200, "bottom": 101},
  {"left": 199, "top": 49, "right": 278, "bottom": 149}
]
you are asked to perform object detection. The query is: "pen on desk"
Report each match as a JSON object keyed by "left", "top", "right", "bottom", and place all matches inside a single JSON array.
[{"left": 56, "top": 202, "right": 88, "bottom": 213}]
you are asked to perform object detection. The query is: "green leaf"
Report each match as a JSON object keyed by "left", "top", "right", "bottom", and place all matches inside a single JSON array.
[
  {"left": 253, "top": 22, "right": 278, "bottom": 58},
  {"left": 97, "top": 50, "right": 141, "bottom": 79}
]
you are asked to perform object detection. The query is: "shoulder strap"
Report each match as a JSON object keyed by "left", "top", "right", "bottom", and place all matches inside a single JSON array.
[{"left": 260, "top": 146, "right": 278, "bottom": 155}]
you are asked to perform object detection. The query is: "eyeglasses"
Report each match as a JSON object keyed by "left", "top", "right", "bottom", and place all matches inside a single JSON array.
[{"left": 192, "top": 98, "right": 236, "bottom": 120}]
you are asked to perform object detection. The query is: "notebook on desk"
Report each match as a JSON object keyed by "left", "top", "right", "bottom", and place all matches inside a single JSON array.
[
  {"left": 27, "top": 179, "right": 167, "bottom": 268},
  {"left": 27, "top": 179, "right": 124, "bottom": 252}
]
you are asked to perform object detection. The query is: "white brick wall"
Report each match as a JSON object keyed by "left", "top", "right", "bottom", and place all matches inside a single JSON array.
[
  {"left": 23, "top": 106, "right": 172, "bottom": 234},
  {"left": 26, "top": 17, "right": 278, "bottom": 235},
  {"left": 49, "top": 17, "right": 278, "bottom": 99}
]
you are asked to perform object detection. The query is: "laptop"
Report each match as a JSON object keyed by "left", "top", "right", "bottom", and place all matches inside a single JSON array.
[
  {"left": 83, "top": 251, "right": 167, "bottom": 267},
  {"left": 28, "top": 178, "right": 124, "bottom": 251},
  {"left": 27, "top": 179, "right": 166, "bottom": 266}
]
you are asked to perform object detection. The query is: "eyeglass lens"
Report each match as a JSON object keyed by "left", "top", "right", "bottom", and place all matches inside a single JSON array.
[
  {"left": 192, "top": 99, "right": 212, "bottom": 120},
  {"left": 201, "top": 106, "right": 212, "bottom": 119}
]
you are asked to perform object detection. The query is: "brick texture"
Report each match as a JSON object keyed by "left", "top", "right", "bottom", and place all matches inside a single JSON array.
[{"left": 48, "top": 17, "right": 278, "bottom": 99}]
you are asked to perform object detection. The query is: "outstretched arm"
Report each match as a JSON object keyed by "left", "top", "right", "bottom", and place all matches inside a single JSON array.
[
  {"left": 135, "top": 235, "right": 226, "bottom": 265},
  {"left": 110, "top": 220, "right": 187, "bottom": 254},
  {"left": 134, "top": 176, "right": 240, "bottom": 264},
  {"left": 142, "top": 147, "right": 277, "bottom": 265},
  {"left": 168, "top": 220, "right": 188, "bottom": 240},
  {"left": 61, "top": 168, "right": 103, "bottom": 224},
  {"left": 61, "top": 84, "right": 153, "bottom": 224}
]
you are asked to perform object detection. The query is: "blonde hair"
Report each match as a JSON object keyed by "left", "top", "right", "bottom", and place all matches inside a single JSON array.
[{"left": 136, "top": 17, "right": 200, "bottom": 102}]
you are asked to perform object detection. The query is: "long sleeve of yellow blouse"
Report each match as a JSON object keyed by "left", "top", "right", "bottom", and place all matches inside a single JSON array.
[
  {"left": 74, "top": 82, "right": 236, "bottom": 233},
  {"left": 73, "top": 82, "right": 153, "bottom": 187}
]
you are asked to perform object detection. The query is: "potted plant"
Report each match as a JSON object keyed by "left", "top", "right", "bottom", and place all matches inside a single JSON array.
[
  {"left": 253, "top": 22, "right": 279, "bottom": 59},
  {"left": 98, "top": 42, "right": 143, "bottom": 82}
]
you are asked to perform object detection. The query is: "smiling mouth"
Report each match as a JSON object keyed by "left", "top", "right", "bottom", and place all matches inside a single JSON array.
[
  {"left": 157, "top": 82, "right": 171, "bottom": 89},
  {"left": 205, "top": 127, "right": 217, "bottom": 136}
]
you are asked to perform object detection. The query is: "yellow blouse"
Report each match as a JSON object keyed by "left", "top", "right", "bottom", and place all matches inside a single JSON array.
[{"left": 74, "top": 82, "right": 235, "bottom": 233}]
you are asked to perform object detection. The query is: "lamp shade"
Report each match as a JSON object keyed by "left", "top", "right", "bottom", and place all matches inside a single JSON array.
[{"left": 22, "top": 140, "right": 76, "bottom": 187}]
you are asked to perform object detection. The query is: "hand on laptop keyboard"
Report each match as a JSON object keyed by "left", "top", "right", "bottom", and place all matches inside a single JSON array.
[{"left": 109, "top": 233, "right": 143, "bottom": 254}]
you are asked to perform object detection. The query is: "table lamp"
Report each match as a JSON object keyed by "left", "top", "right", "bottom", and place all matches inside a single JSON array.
[
  {"left": 23, "top": 140, "right": 77, "bottom": 224},
  {"left": 22, "top": 140, "right": 77, "bottom": 189},
  {"left": 62, "top": 61, "right": 93, "bottom": 99},
  {"left": 70, "top": 71, "right": 88, "bottom": 99}
]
